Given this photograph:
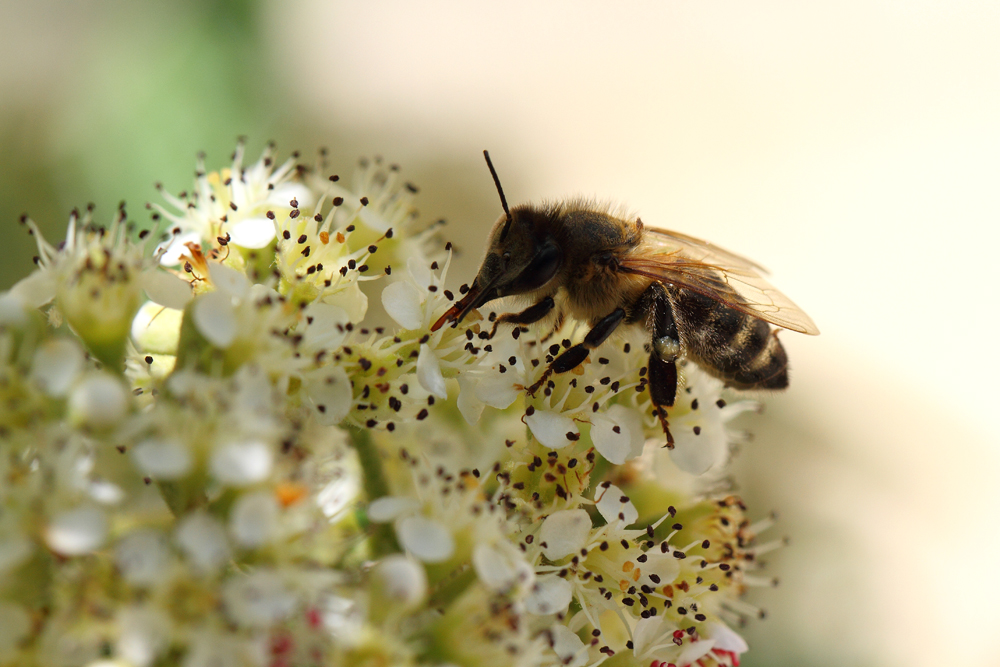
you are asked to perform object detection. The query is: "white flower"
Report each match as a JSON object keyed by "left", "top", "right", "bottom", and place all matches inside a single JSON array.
[
  {"left": 222, "top": 570, "right": 297, "bottom": 628},
  {"left": 131, "top": 438, "right": 192, "bottom": 480},
  {"left": 68, "top": 372, "right": 128, "bottom": 430},
  {"left": 115, "top": 529, "right": 171, "bottom": 586},
  {"left": 45, "top": 505, "right": 108, "bottom": 555},
  {"left": 175, "top": 512, "right": 231, "bottom": 573},
  {"left": 395, "top": 515, "right": 455, "bottom": 563},
  {"left": 229, "top": 491, "right": 281, "bottom": 548},
  {"left": 539, "top": 509, "right": 592, "bottom": 561}
]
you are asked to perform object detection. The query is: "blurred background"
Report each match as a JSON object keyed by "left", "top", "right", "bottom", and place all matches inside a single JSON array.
[{"left": 2, "top": 1, "right": 999, "bottom": 665}]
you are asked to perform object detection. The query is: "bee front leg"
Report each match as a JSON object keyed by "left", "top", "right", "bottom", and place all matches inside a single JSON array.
[
  {"left": 527, "top": 307, "right": 626, "bottom": 396},
  {"left": 488, "top": 296, "right": 556, "bottom": 339}
]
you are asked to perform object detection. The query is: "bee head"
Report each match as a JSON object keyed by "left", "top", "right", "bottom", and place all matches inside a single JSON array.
[{"left": 429, "top": 151, "right": 563, "bottom": 331}]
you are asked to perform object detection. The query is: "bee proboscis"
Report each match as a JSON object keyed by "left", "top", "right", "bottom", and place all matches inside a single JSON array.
[{"left": 432, "top": 151, "right": 818, "bottom": 446}]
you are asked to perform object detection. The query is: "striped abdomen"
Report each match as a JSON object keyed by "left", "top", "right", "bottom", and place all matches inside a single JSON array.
[{"left": 667, "top": 287, "right": 789, "bottom": 390}]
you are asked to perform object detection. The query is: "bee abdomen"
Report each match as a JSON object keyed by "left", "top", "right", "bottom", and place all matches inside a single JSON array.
[
  {"left": 711, "top": 317, "right": 789, "bottom": 390},
  {"left": 672, "top": 289, "right": 789, "bottom": 390}
]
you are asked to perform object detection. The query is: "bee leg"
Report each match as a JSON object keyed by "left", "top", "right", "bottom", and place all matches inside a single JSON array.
[
  {"left": 634, "top": 282, "right": 680, "bottom": 448},
  {"left": 488, "top": 296, "right": 556, "bottom": 339},
  {"left": 527, "top": 307, "right": 626, "bottom": 396},
  {"left": 648, "top": 354, "right": 677, "bottom": 448}
]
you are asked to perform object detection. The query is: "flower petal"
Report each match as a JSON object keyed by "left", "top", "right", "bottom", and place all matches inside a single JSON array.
[
  {"left": 367, "top": 496, "right": 420, "bottom": 522},
  {"left": 228, "top": 216, "right": 277, "bottom": 249},
  {"left": 191, "top": 291, "right": 237, "bottom": 348},
  {"left": 381, "top": 280, "right": 424, "bottom": 330},
  {"left": 115, "top": 529, "right": 170, "bottom": 586},
  {"left": 524, "top": 575, "right": 573, "bottom": 615},
  {"left": 538, "top": 509, "right": 591, "bottom": 561},
  {"left": 45, "top": 505, "right": 108, "bottom": 555},
  {"left": 595, "top": 483, "right": 638, "bottom": 526},
  {"left": 31, "top": 338, "right": 84, "bottom": 397},
  {"left": 208, "top": 262, "right": 251, "bottom": 300},
  {"left": 175, "top": 512, "right": 231, "bottom": 573},
  {"left": 416, "top": 344, "right": 448, "bottom": 399},
  {"left": 395, "top": 515, "right": 454, "bottom": 563},
  {"left": 141, "top": 269, "right": 192, "bottom": 309},
  {"left": 229, "top": 491, "right": 280, "bottom": 548},
  {"left": 525, "top": 409, "right": 579, "bottom": 450},
  {"left": 211, "top": 440, "right": 273, "bottom": 486},
  {"left": 131, "top": 438, "right": 192, "bottom": 480}
]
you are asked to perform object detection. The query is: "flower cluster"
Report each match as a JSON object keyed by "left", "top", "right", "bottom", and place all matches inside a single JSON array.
[{"left": 0, "top": 143, "right": 782, "bottom": 667}]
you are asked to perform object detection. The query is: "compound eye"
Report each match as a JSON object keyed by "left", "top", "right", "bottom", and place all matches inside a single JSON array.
[{"left": 511, "top": 241, "right": 561, "bottom": 292}]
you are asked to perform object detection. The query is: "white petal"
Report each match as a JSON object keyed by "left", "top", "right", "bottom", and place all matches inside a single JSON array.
[
  {"left": 302, "top": 303, "right": 349, "bottom": 350},
  {"left": 208, "top": 262, "right": 251, "bottom": 300},
  {"left": 538, "top": 509, "right": 591, "bottom": 561},
  {"left": 68, "top": 373, "right": 128, "bottom": 430},
  {"left": 317, "top": 472, "right": 361, "bottom": 521},
  {"left": 211, "top": 440, "right": 273, "bottom": 486},
  {"left": 8, "top": 270, "right": 57, "bottom": 308},
  {"left": 703, "top": 621, "right": 749, "bottom": 654},
  {"left": 524, "top": 575, "right": 573, "bottom": 615},
  {"left": 303, "top": 366, "right": 352, "bottom": 426},
  {"left": 395, "top": 515, "right": 454, "bottom": 563},
  {"left": 590, "top": 413, "right": 630, "bottom": 465},
  {"left": 416, "top": 344, "right": 448, "bottom": 399},
  {"left": 677, "top": 637, "right": 716, "bottom": 665},
  {"left": 132, "top": 438, "right": 192, "bottom": 480},
  {"left": 525, "top": 409, "right": 579, "bottom": 450},
  {"left": 192, "top": 291, "right": 237, "bottom": 348},
  {"left": 550, "top": 624, "right": 587, "bottom": 667},
  {"left": 31, "top": 338, "right": 84, "bottom": 397},
  {"left": 381, "top": 280, "right": 424, "bottom": 330},
  {"left": 229, "top": 491, "right": 280, "bottom": 548},
  {"left": 141, "top": 269, "right": 192, "bottom": 309},
  {"left": 636, "top": 553, "right": 681, "bottom": 589},
  {"left": 228, "top": 217, "right": 276, "bottom": 249},
  {"left": 115, "top": 529, "right": 170, "bottom": 586},
  {"left": 0, "top": 602, "right": 31, "bottom": 656},
  {"left": 473, "top": 541, "right": 534, "bottom": 592},
  {"left": 117, "top": 606, "right": 170, "bottom": 667},
  {"left": 157, "top": 231, "right": 202, "bottom": 267},
  {"left": 46, "top": 505, "right": 108, "bottom": 555},
  {"left": 407, "top": 257, "right": 434, "bottom": 291},
  {"left": 222, "top": 570, "right": 296, "bottom": 628},
  {"left": 473, "top": 373, "right": 520, "bottom": 409},
  {"left": 669, "top": 421, "right": 726, "bottom": 475},
  {"left": 367, "top": 496, "right": 420, "bottom": 522},
  {"left": 175, "top": 512, "right": 231, "bottom": 573},
  {"left": 372, "top": 555, "right": 427, "bottom": 610},
  {"left": 324, "top": 281, "right": 368, "bottom": 322},
  {"left": 456, "top": 375, "right": 485, "bottom": 424},
  {"left": 89, "top": 480, "right": 125, "bottom": 505},
  {"left": 595, "top": 483, "right": 638, "bottom": 526},
  {"left": 267, "top": 183, "right": 314, "bottom": 210}
]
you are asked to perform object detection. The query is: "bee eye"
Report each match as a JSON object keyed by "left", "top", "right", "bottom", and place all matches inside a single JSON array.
[{"left": 510, "top": 241, "right": 561, "bottom": 292}]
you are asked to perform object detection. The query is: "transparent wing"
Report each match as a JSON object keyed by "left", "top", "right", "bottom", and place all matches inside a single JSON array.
[{"left": 621, "top": 227, "right": 820, "bottom": 335}]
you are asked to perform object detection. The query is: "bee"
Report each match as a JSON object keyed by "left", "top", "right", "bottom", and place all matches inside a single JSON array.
[{"left": 432, "top": 151, "right": 819, "bottom": 446}]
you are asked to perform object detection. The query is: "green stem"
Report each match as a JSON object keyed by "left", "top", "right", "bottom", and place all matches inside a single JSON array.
[{"left": 346, "top": 425, "right": 399, "bottom": 557}]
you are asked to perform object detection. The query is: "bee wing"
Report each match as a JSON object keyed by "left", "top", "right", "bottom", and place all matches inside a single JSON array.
[{"left": 622, "top": 227, "right": 820, "bottom": 335}]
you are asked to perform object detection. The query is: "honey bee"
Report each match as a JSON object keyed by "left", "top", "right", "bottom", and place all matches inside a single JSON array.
[{"left": 432, "top": 151, "right": 819, "bottom": 446}]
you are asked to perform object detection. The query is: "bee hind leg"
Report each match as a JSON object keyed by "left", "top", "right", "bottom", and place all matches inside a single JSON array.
[
  {"left": 647, "top": 353, "right": 677, "bottom": 448},
  {"left": 526, "top": 307, "right": 626, "bottom": 396},
  {"left": 636, "top": 282, "right": 680, "bottom": 448}
]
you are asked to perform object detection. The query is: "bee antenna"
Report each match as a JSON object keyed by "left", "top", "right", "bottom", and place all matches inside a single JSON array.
[{"left": 483, "top": 150, "right": 513, "bottom": 241}]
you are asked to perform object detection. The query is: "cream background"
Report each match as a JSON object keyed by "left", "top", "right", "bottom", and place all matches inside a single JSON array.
[{"left": 3, "top": 2, "right": 998, "bottom": 665}]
